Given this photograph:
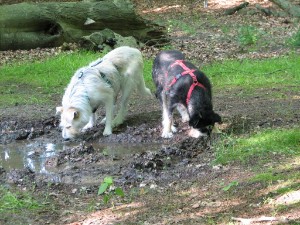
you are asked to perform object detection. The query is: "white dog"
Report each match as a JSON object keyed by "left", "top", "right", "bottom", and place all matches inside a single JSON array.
[{"left": 56, "top": 46, "right": 152, "bottom": 140}]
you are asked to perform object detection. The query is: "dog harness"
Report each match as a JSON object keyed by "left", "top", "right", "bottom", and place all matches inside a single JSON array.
[
  {"left": 166, "top": 60, "right": 206, "bottom": 105},
  {"left": 90, "top": 59, "right": 112, "bottom": 86},
  {"left": 76, "top": 59, "right": 112, "bottom": 113}
]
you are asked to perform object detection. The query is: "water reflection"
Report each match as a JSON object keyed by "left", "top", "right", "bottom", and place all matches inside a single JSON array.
[
  {"left": 4, "top": 150, "right": 9, "bottom": 160},
  {"left": 0, "top": 141, "right": 62, "bottom": 176},
  {"left": 0, "top": 141, "right": 160, "bottom": 183}
]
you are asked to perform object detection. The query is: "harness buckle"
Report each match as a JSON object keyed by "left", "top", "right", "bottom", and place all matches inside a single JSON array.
[{"left": 175, "top": 74, "right": 181, "bottom": 79}]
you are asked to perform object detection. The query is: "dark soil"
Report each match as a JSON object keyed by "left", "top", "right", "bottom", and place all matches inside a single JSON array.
[{"left": 1, "top": 0, "right": 300, "bottom": 224}]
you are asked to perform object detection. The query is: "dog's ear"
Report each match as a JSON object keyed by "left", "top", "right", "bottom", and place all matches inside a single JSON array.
[
  {"left": 56, "top": 106, "right": 63, "bottom": 115},
  {"left": 66, "top": 108, "right": 80, "bottom": 120}
]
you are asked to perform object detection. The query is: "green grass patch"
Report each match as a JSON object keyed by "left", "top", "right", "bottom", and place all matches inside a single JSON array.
[
  {"left": 143, "top": 58, "right": 155, "bottom": 91},
  {"left": 204, "top": 53, "right": 300, "bottom": 92},
  {"left": 250, "top": 171, "right": 288, "bottom": 183},
  {"left": 287, "top": 28, "right": 300, "bottom": 48},
  {"left": 237, "top": 25, "right": 258, "bottom": 46},
  {"left": 0, "top": 51, "right": 156, "bottom": 107},
  {"left": 167, "top": 19, "right": 197, "bottom": 35},
  {"left": 0, "top": 186, "right": 44, "bottom": 213},
  {"left": 250, "top": 168, "right": 300, "bottom": 185},
  {"left": 1, "top": 51, "right": 300, "bottom": 107},
  {"left": 0, "top": 51, "right": 100, "bottom": 107},
  {"left": 214, "top": 127, "right": 300, "bottom": 165},
  {"left": 275, "top": 182, "right": 300, "bottom": 195}
]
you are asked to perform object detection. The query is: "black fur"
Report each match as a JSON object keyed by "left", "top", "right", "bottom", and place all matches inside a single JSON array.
[{"left": 152, "top": 50, "right": 221, "bottom": 136}]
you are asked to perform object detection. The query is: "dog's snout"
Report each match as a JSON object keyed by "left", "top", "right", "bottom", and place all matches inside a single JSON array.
[
  {"left": 63, "top": 137, "right": 71, "bottom": 142},
  {"left": 62, "top": 129, "right": 71, "bottom": 141}
]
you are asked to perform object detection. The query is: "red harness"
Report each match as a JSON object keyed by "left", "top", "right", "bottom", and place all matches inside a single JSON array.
[{"left": 165, "top": 60, "right": 206, "bottom": 105}]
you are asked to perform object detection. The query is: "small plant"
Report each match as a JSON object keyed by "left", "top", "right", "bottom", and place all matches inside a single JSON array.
[
  {"left": 238, "top": 25, "right": 258, "bottom": 46},
  {"left": 98, "top": 176, "right": 124, "bottom": 204},
  {"left": 0, "top": 186, "right": 43, "bottom": 212},
  {"left": 287, "top": 29, "right": 300, "bottom": 47},
  {"left": 222, "top": 181, "right": 239, "bottom": 191}
]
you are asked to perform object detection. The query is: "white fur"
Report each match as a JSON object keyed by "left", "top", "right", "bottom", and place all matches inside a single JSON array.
[
  {"left": 161, "top": 92, "right": 192, "bottom": 138},
  {"left": 161, "top": 92, "right": 173, "bottom": 138},
  {"left": 176, "top": 104, "right": 189, "bottom": 123},
  {"left": 188, "top": 127, "right": 207, "bottom": 138},
  {"left": 57, "top": 46, "right": 152, "bottom": 140},
  {"left": 161, "top": 102, "right": 208, "bottom": 138}
]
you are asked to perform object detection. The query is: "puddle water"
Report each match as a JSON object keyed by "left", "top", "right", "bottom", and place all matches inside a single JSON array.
[
  {"left": 0, "top": 141, "right": 160, "bottom": 175},
  {"left": 1, "top": 141, "right": 67, "bottom": 173}
]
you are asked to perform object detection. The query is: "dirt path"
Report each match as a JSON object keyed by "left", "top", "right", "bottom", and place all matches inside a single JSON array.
[{"left": 1, "top": 0, "right": 300, "bottom": 224}]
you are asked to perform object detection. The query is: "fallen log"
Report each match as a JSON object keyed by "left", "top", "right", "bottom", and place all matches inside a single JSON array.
[
  {"left": 255, "top": 4, "right": 273, "bottom": 16},
  {"left": 255, "top": 3, "right": 288, "bottom": 17},
  {"left": 269, "top": 0, "right": 300, "bottom": 17},
  {"left": 224, "top": 2, "right": 249, "bottom": 15},
  {"left": 0, "top": 1, "right": 168, "bottom": 50}
]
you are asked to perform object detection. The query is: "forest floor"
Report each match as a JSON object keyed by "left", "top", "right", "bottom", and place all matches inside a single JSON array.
[{"left": 0, "top": 0, "right": 300, "bottom": 224}]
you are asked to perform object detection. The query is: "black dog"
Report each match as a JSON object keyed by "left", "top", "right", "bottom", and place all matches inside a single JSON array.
[{"left": 152, "top": 50, "right": 221, "bottom": 138}]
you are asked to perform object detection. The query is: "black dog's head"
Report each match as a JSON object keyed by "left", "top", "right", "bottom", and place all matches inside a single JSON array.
[{"left": 189, "top": 110, "right": 221, "bottom": 135}]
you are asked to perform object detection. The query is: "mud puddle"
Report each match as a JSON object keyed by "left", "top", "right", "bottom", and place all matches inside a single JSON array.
[
  {"left": 0, "top": 140, "right": 162, "bottom": 185},
  {"left": 0, "top": 111, "right": 221, "bottom": 189},
  {"left": 0, "top": 141, "right": 76, "bottom": 173}
]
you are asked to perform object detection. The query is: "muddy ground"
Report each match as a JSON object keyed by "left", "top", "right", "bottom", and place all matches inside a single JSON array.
[{"left": 1, "top": 0, "right": 300, "bottom": 224}]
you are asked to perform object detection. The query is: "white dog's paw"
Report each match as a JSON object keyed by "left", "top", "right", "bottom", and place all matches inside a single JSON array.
[
  {"left": 162, "top": 131, "right": 173, "bottom": 138},
  {"left": 171, "top": 125, "right": 177, "bottom": 133},
  {"left": 103, "top": 128, "right": 112, "bottom": 136},
  {"left": 188, "top": 128, "right": 207, "bottom": 138},
  {"left": 100, "top": 117, "right": 106, "bottom": 125}
]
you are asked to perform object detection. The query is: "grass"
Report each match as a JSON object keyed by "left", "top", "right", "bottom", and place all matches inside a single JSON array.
[
  {"left": 167, "top": 18, "right": 197, "bottom": 35},
  {"left": 214, "top": 127, "right": 300, "bottom": 165},
  {"left": 1, "top": 51, "right": 300, "bottom": 107},
  {"left": 237, "top": 25, "right": 258, "bottom": 46},
  {"left": 0, "top": 51, "right": 100, "bottom": 106},
  {"left": 204, "top": 53, "right": 300, "bottom": 92},
  {"left": 287, "top": 28, "right": 300, "bottom": 48},
  {"left": 1, "top": 49, "right": 300, "bottom": 169},
  {"left": 0, "top": 186, "right": 44, "bottom": 213},
  {"left": 251, "top": 171, "right": 300, "bottom": 185},
  {"left": 0, "top": 51, "right": 155, "bottom": 107},
  {"left": 143, "top": 57, "right": 156, "bottom": 91}
]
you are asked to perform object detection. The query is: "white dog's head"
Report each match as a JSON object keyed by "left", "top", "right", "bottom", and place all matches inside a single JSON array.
[{"left": 56, "top": 106, "right": 89, "bottom": 140}]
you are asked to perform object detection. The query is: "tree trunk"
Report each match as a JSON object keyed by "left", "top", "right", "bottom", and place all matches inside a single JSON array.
[
  {"left": 269, "top": 0, "right": 300, "bottom": 17},
  {"left": 0, "top": 1, "right": 167, "bottom": 50}
]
